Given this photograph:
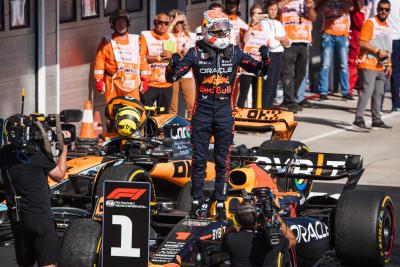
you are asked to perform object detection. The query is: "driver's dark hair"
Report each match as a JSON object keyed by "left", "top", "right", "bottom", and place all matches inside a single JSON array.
[
  {"left": 378, "top": 0, "right": 390, "bottom": 7},
  {"left": 264, "top": 0, "right": 278, "bottom": 10},
  {"left": 235, "top": 200, "right": 257, "bottom": 230},
  {"left": 208, "top": 3, "right": 223, "bottom": 10}
]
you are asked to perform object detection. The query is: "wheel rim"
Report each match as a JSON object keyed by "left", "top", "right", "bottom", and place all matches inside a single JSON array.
[{"left": 381, "top": 203, "right": 395, "bottom": 257}]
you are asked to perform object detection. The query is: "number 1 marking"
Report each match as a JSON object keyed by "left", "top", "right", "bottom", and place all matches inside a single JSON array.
[{"left": 111, "top": 215, "right": 140, "bottom": 257}]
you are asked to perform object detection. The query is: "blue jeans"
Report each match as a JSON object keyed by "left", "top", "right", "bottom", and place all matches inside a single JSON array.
[
  {"left": 296, "top": 55, "right": 309, "bottom": 103},
  {"left": 318, "top": 34, "right": 349, "bottom": 95}
]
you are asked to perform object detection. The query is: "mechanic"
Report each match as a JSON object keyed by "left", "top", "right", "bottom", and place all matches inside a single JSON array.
[
  {"left": 94, "top": 8, "right": 149, "bottom": 104},
  {"left": 0, "top": 119, "right": 70, "bottom": 267},
  {"left": 165, "top": 10, "right": 270, "bottom": 221},
  {"left": 222, "top": 200, "right": 297, "bottom": 267}
]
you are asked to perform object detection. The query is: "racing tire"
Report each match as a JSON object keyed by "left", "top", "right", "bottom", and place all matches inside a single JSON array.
[
  {"left": 260, "top": 140, "right": 313, "bottom": 198},
  {"left": 176, "top": 181, "right": 215, "bottom": 211},
  {"left": 94, "top": 164, "right": 155, "bottom": 202},
  {"left": 334, "top": 190, "right": 395, "bottom": 267},
  {"left": 58, "top": 218, "right": 101, "bottom": 267}
]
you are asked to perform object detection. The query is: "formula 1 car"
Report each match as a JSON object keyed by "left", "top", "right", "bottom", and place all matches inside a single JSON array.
[
  {"left": 46, "top": 100, "right": 300, "bottom": 228},
  {"left": 57, "top": 139, "right": 395, "bottom": 267}
]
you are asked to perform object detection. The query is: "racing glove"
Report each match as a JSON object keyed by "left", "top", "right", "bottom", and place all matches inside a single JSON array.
[
  {"left": 95, "top": 79, "right": 105, "bottom": 94},
  {"left": 166, "top": 53, "right": 182, "bottom": 82}
]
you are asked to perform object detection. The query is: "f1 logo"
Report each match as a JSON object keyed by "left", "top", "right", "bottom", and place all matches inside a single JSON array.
[{"left": 106, "top": 188, "right": 147, "bottom": 201}]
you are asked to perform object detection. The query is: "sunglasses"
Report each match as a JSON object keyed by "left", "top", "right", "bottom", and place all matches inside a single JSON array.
[
  {"left": 378, "top": 7, "right": 390, "bottom": 12},
  {"left": 156, "top": 20, "right": 169, "bottom": 26},
  {"left": 176, "top": 21, "right": 185, "bottom": 25}
]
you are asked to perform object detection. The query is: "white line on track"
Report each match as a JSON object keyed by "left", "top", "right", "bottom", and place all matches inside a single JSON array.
[{"left": 300, "top": 112, "right": 400, "bottom": 143}]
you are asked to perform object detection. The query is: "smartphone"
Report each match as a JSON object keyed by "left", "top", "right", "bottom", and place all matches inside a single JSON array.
[{"left": 255, "top": 14, "right": 269, "bottom": 20}]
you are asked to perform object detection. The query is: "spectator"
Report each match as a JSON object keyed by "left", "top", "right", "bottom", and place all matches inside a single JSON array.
[
  {"left": 354, "top": 0, "right": 392, "bottom": 129},
  {"left": 224, "top": 0, "right": 249, "bottom": 48},
  {"left": 167, "top": 10, "right": 196, "bottom": 118},
  {"left": 139, "top": 12, "right": 177, "bottom": 113},
  {"left": 195, "top": 3, "right": 224, "bottom": 41},
  {"left": 261, "top": 1, "right": 291, "bottom": 108},
  {"left": 279, "top": 0, "right": 317, "bottom": 113},
  {"left": 317, "top": 0, "right": 354, "bottom": 101},
  {"left": 349, "top": 1, "right": 370, "bottom": 95},
  {"left": 238, "top": 4, "right": 269, "bottom": 108},
  {"left": 93, "top": 9, "right": 149, "bottom": 104},
  {"left": 389, "top": 0, "right": 400, "bottom": 112}
]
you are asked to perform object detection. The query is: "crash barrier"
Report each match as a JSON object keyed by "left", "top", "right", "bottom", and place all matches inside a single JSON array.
[{"left": 103, "top": 181, "right": 150, "bottom": 266}]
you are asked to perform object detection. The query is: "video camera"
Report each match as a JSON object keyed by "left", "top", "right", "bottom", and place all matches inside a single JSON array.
[
  {"left": 3, "top": 110, "right": 82, "bottom": 156},
  {"left": 252, "top": 187, "right": 283, "bottom": 247}
]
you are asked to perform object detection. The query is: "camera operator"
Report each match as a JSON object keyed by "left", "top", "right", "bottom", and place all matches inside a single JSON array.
[
  {"left": 0, "top": 124, "right": 70, "bottom": 267},
  {"left": 222, "top": 200, "right": 296, "bottom": 267}
]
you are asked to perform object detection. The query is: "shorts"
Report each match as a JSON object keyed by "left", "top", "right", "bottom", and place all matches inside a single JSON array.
[{"left": 12, "top": 214, "right": 59, "bottom": 266}]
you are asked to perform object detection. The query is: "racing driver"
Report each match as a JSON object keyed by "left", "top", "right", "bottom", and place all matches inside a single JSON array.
[{"left": 165, "top": 10, "right": 270, "bottom": 221}]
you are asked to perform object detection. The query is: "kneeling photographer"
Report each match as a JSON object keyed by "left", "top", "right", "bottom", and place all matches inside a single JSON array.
[
  {"left": 0, "top": 113, "right": 74, "bottom": 267},
  {"left": 222, "top": 195, "right": 297, "bottom": 267}
]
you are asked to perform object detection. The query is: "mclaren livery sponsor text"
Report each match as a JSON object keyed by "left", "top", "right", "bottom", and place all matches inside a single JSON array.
[
  {"left": 170, "top": 126, "right": 190, "bottom": 140},
  {"left": 290, "top": 221, "right": 329, "bottom": 244},
  {"left": 255, "top": 156, "right": 346, "bottom": 176}
]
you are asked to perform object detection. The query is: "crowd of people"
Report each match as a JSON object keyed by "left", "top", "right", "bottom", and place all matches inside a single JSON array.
[{"left": 94, "top": 0, "right": 399, "bottom": 129}]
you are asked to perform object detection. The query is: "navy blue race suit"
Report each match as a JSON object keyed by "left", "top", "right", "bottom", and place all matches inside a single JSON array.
[{"left": 166, "top": 40, "right": 269, "bottom": 201}]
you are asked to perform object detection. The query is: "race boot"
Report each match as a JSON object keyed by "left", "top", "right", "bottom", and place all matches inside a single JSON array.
[
  {"left": 215, "top": 201, "right": 226, "bottom": 222},
  {"left": 189, "top": 198, "right": 209, "bottom": 219}
]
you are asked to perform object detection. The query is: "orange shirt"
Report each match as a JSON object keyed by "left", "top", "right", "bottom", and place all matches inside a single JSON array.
[
  {"left": 139, "top": 30, "right": 176, "bottom": 88},
  {"left": 280, "top": 0, "right": 313, "bottom": 43},
  {"left": 94, "top": 33, "right": 148, "bottom": 103},
  {"left": 358, "top": 16, "right": 389, "bottom": 71},
  {"left": 323, "top": 0, "right": 351, "bottom": 36}
]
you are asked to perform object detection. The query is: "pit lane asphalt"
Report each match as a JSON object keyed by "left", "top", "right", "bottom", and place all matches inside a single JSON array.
[{"left": 0, "top": 93, "right": 399, "bottom": 266}]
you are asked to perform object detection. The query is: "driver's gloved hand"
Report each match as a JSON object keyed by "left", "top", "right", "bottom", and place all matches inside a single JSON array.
[{"left": 170, "top": 53, "right": 182, "bottom": 67}]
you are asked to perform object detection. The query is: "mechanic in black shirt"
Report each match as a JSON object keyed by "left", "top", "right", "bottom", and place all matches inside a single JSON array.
[
  {"left": 0, "top": 121, "right": 70, "bottom": 267},
  {"left": 222, "top": 200, "right": 297, "bottom": 267}
]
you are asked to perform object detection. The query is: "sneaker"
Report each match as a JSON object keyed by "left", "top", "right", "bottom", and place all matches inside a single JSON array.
[
  {"left": 392, "top": 107, "right": 400, "bottom": 112},
  {"left": 371, "top": 121, "right": 392, "bottom": 129},
  {"left": 288, "top": 104, "right": 302, "bottom": 113},
  {"left": 299, "top": 99, "right": 313, "bottom": 108},
  {"left": 215, "top": 202, "right": 226, "bottom": 222},
  {"left": 189, "top": 198, "right": 209, "bottom": 219},
  {"left": 342, "top": 94, "right": 354, "bottom": 101},
  {"left": 353, "top": 120, "right": 369, "bottom": 130},
  {"left": 320, "top": 95, "right": 328, "bottom": 101}
]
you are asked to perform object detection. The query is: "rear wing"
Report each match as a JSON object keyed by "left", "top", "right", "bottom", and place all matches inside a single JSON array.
[
  {"left": 252, "top": 148, "right": 364, "bottom": 192},
  {"left": 234, "top": 108, "right": 297, "bottom": 140}
]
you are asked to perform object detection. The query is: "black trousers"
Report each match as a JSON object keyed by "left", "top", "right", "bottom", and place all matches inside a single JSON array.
[
  {"left": 141, "top": 86, "right": 172, "bottom": 114},
  {"left": 237, "top": 74, "right": 272, "bottom": 108},
  {"left": 265, "top": 52, "right": 283, "bottom": 107},
  {"left": 282, "top": 44, "right": 308, "bottom": 106}
]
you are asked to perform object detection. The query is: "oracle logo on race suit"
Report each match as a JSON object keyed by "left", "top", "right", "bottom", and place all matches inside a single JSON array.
[
  {"left": 200, "top": 67, "right": 233, "bottom": 74},
  {"left": 290, "top": 221, "right": 329, "bottom": 244}
]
